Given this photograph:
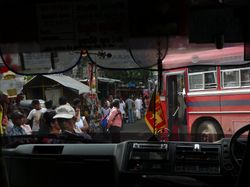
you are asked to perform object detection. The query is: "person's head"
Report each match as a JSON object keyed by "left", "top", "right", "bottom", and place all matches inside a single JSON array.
[
  {"left": 45, "top": 100, "right": 53, "bottom": 109},
  {"left": 109, "top": 95, "right": 113, "bottom": 102},
  {"left": 119, "top": 97, "right": 123, "bottom": 103},
  {"left": 58, "top": 96, "right": 68, "bottom": 106},
  {"left": 43, "top": 111, "right": 60, "bottom": 134},
  {"left": 101, "top": 100, "right": 107, "bottom": 107},
  {"left": 43, "top": 110, "right": 56, "bottom": 126},
  {"left": 16, "top": 93, "right": 24, "bottom": 103},
  {"left": 53, "top": 105, "right": 76, "bottom": 132},
  {"left": 32, "top": 99, "right": 41, "bottom": 110},
  {"left": 11, "top": 111, "right": 24, "bottom": 126},
  {"left": 112, "top": 99, "right": 120, "bottom": 108},
  {"left": 73, "top": 98, "right": 81, "bottom": 109}
]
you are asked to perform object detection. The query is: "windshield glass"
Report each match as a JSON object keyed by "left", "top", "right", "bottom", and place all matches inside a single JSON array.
[
  {"left": 1, "top": 41, "right": 249, "bottom": 146},
  {"left": 1, "top": 0, "right": 250, "bottom": 147}
]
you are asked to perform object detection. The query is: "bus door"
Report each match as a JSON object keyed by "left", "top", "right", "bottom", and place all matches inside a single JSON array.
[{"left": 167, "top": 72, "right": 187, "bottom": 140}]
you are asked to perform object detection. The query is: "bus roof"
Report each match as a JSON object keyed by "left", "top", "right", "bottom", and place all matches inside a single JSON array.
[{"left": 162, "top": 44, "right": 249, "bottom": 70}]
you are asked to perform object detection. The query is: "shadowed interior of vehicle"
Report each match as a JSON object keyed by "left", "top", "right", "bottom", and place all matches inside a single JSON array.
[{"left": 1, "top": 137, "right": 248, "bottom": 187}]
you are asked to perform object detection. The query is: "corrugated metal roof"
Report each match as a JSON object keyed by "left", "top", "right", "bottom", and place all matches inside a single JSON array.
[
  {"left": 97, "top": 77, "right": 121, "bottom": 83},
  {"left": 43, "top": 74, "right": 90, "bottom": 95},
  {"left": 80, "top": 77, "right": 121, "bottom": 83}
]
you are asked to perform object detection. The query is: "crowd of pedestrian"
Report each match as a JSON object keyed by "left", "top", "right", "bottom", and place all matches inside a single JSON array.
[{"left": 0, "top": 92, "right": 150, "bottom": 144}]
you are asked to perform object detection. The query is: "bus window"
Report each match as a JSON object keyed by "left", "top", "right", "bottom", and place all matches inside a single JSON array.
[
  {"left": 222, "top": 70, "right": 240, "bottom": 88},
  {"left": 221, "top": 65, "right": 250, "bottom": 88},
  {"left": 241, "top": 69, "right": 250, "bottom": 87},
  {"left": 188, "top": 67, "right": 217, "bottom": 91},
  {"left": 205, "top": 72, "right": 217, "bottom": 89},
  {"left": 189, "top": 73, "right": 203, "bottom": 90}
]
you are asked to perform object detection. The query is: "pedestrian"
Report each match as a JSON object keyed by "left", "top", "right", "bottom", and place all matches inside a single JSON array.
[
  {"left": 107, "top": 99, "right": 123, "bottom": 143},
  {"left": 39, "top": 110, "right": 57, "bottom": 135},
  {"left": 119, "top": 97, "right": 126, "bottom": 124},
  {"left": 125, "top": 96, "right": 135, "bottom": 124},
  {"left": 58, "top": 96, "right": 69, "bottom": 106},
  {"left": 45, "top": 100, "right": 53, "bottom": 111},
  {"left": 134, "top": 96, "right": 143, "bottom": 120},
  {"left": 26, "top": 99, "right": 46, "bottom": 133},
  {"left": 8, "top": 111, "right": 27, "bottom": 136},
  {"left": 73, "top": 98, "right": 90, "bottom": 133},
  {"left": 53, "top": 104, "right": 92, "bottom": 142}
]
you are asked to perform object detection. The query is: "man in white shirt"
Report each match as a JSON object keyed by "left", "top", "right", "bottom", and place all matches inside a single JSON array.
[
  {"left": 27, "top": 99, "right": 47, "bottom": 133},
  {"left": 134, "top": 96, "right": 143, "bottom": 120}
]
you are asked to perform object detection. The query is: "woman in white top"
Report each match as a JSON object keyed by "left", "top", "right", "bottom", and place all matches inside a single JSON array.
[
  {"left": 73, "top": 98, "right": 90, "bottom": 133},
  {"left": 101, "top": 101, "right": 111, "bottom": 117},
  {"left": 75, "top": 110, "right": 89, "bottom": 132}
]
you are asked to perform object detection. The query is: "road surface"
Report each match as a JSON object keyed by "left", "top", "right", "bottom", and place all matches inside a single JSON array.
[{"left": 120, "top": 118, "right": 153, "bottom": 141}]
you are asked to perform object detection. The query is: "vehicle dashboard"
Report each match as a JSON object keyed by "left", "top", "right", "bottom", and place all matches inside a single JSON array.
[{"left": 2, "top": 139, "right": 240, "bottom": 187}]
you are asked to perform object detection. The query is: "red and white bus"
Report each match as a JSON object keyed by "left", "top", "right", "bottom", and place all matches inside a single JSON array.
[{"left": 160, "top": 44, "right": 250, "bottom": 141}]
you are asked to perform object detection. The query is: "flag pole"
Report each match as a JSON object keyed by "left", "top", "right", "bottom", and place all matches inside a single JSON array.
[{"left": 147, "top": 38, "right": 168, "bottom": 141}]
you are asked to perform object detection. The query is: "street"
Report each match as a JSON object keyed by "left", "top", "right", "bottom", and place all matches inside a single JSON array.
[{"left": 120, "top": 118, "right": 152, "bottom": 141}]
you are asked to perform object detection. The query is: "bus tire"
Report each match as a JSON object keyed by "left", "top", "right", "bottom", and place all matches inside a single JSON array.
[{"left": 195, "top": 120, "right": 221, "bottom": 142}]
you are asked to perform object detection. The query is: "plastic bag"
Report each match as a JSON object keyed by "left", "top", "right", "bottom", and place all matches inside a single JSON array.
[{"left": 100, "top": 116, "right": 108, "bottom": 128}]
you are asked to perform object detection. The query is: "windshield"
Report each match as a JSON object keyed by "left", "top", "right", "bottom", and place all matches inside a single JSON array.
[
  {"left": 1, "top": 41, "right": 249, "bottom": 146},
  {"left": 1, "top": 0, "right": 250, "bottom": 147}
]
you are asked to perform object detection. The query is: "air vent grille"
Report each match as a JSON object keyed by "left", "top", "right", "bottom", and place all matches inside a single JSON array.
[{"left": 175, "top": 144, "right": 220, "bottom": 174}]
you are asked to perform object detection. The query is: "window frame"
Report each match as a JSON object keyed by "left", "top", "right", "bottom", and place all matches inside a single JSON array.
[
  {"left": 188, "top": 69, "right": 217, "bottom": 91},
  {"left": 240, "top": 68, "right": 250, "bottom": 88},
  {"left": 221, "top": 67, "right": 250, "bottom": 89}
]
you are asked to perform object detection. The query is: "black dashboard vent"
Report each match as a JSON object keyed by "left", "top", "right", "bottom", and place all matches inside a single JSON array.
[{"left": 175, "top": 144, "right": 220, "bottom": 174}]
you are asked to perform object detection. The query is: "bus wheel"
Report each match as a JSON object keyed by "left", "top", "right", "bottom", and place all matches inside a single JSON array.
[{"left": 196, "top": 121, "right": 219, "bottom": 142}]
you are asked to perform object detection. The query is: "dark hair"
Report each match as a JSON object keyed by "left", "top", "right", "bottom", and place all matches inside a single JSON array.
[
  {"left": 11, "top": 110, "right": 24, "bottom": 119},
  {"left": 45, "top": 100, "right": 53, "bottom": 109},
  {"left": 39, "top": 111, "right": 56, "bottom": 134},
  {"left": 31, "top": 99, "right": 40, "bottom": 106},
  {"left": 73, "top": 98, "right": 81, "bottom": 107},
  {"left": 59, "top": 96, "right": 67, "bottom": 105},
  {"left": 112, "top": 99, "right": 120, "bottom": 108},
  {"left": 43, "top": 111, "right": 56, "bottom": 124},
  {"left": 39, "top": 110, "right": 56, "bottom": 135}
]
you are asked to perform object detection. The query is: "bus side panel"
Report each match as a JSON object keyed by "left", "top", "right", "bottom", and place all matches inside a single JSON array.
[
  {"left": 187, "top": 95, "right": 221, "bottom": 112},
  {"left": 220, "top": 93, "right": 250, "bottom": 136},
  {"left": 186, "top": 95, "right": 221, "bottom": 135}
]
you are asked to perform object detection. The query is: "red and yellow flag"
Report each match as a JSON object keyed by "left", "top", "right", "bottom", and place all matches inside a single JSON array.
[{"left": 145, "top": 91, "right": 166, "bottom": 134}]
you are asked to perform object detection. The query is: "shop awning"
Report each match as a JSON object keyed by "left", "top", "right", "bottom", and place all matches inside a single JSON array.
[{"left": 43, "top": 75, "right": 90, "bottom": 95}]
